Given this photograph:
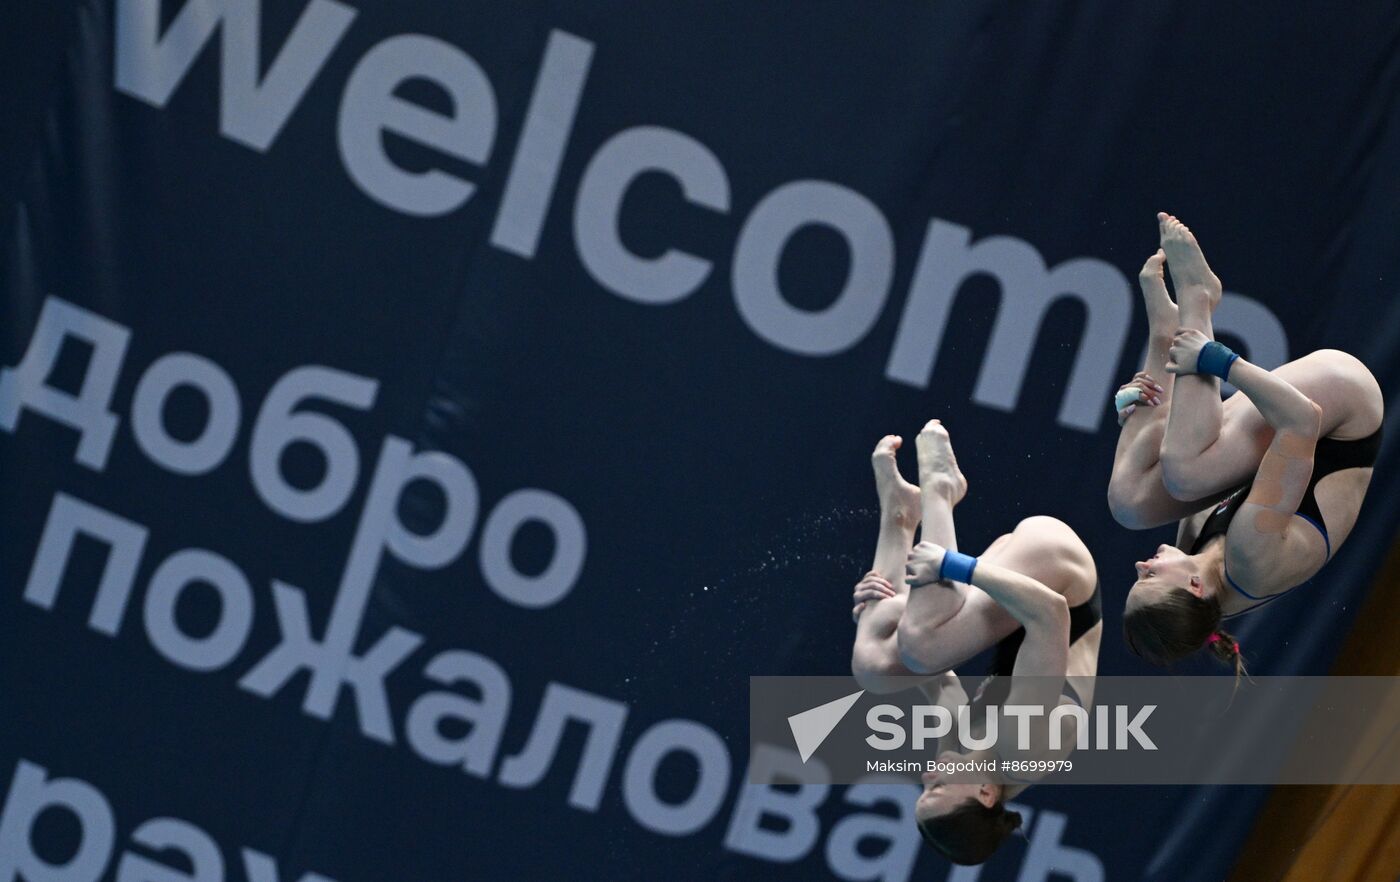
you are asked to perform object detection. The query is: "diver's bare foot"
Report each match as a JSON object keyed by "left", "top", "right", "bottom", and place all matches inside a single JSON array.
[
  {"left": 872, "top": 435, "right": 921, "bottom": 528},
  {"left": 915, "top": 420, "right": 968, "bottom": 505},
  {"left": 1158, "top": 213, "right": 1222, "bottom": 312},
  {"left": 1138, "top": 249, "right": 1178, "bottom": 333}
]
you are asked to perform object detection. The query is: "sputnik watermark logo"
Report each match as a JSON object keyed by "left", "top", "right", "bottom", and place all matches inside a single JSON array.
[
  {"left": 787, "top": 690, "right": 865, "bottom": 762},
  {"left": 864, "top": 703, "right": 1158, "bottom": 752},
  {"left": 756, "top": 676, "right": 1400, "bottom": 785},
  {"left": 782, "top": 686, "right": 1157, "bottom": 765}
]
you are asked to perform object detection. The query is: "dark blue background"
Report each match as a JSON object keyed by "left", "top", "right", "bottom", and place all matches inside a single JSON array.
[{"left": 4, "top": 2, "right": 1399, "bottom": 879}]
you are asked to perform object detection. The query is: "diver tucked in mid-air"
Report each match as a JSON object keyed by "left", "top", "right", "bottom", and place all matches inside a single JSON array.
[
  {"left": 1108, "top": 214, "right": 1384, "bottom": 670},
  {"left": 849, "top": 421, "right": 1101, "bottom": 865}
]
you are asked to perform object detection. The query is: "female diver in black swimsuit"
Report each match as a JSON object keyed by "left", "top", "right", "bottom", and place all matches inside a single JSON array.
[
  {"left": 850, "top": 420, "right": 1101, "bottom": 865},
  {"left": 1108, "top": 214, "right": 1384, "bottom": 669}
]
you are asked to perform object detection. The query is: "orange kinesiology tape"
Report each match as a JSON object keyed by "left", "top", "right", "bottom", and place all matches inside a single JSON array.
[{"left": 1247, "top": 430, "right": 1316, "bottom": 533}]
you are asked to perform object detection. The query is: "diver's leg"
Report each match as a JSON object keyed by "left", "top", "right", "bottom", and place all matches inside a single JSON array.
[
  {"left": 1157, "top": 213, "right": 1234, "bottom": 500},
  {"left": 899, "top": 421, "right": 968, "bottom": 641},
  {"left": 851, "top": 436, "right": 924, "bottom": 692},
  {"left": 1108, "top": 249, "right": 1208, "bottom": 528},
  {"left": 915, "top": 420, "right": 964, "bottom": 552},
  {"left": 897, "top": 422, "right": 1000, "bottom": 674},
  {"left": 1156, "top": 214, "right": 1381, "bottom": 494}
]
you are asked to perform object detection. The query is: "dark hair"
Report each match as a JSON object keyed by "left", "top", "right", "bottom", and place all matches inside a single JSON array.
[
  {"left": 917, "top": 798, "right": 1022, "bottom": 866},
  {"left": 1123, "top": 587, "right": 1246, "bottom": 682}
]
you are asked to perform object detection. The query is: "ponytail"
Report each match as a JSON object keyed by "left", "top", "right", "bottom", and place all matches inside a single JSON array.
[
  {"left": 1124, "top": 591, "right": 1248, "bottom": 688},
  {"left": 1206, "top": 629, "right": 1247, "bottom": 689}
]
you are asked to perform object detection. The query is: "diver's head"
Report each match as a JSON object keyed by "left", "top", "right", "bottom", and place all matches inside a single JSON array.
[
  {"left": 1124, "top": 544, "right": 1222, "bottom": 665},
  {"left": 1124, "top": 545, "right": 1244, "bottom": 679},
  {"left": 914, "top": 757, "right": 1020, "bottom": 865}
]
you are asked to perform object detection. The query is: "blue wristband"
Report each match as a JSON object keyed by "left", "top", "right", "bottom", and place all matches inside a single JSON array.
[
  {"left": 938, "top": 550, "right": 978, "bottom": 584},
  {"left": 1196, "top": 340, "right": 1239, "bottom": 381}
]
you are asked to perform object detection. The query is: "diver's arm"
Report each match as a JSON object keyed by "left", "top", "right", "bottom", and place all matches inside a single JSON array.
[
  {"left": 968, "top": 562, "right": 1070, "bottom": 632},
  {"left": 906, "top": 544, "right": 1068, "bottom": 631},
  {"left": 970, "top": 563, "right": 1072, "bottom": 736},
  {"left": 1222, "top": 360, "right": 1323, "bottom": 435},
  {"left": 907, "top": 543, "right": 1070, "bottom": 689},
  {"left": 1165, "top": 330, "right": 1321, "bottom": 434}
]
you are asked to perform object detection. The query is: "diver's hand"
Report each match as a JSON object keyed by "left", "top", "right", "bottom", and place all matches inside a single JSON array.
[
  {"left": 1115, "top": 371, "right": 1163, "bottom": 426},
  {"left": 905, "top": 542, "right": 949, "bottom": 589},
  {"left": 852, "top": 571, "right": 895, "bottom": 622},
  {"left": 1165, "top": 328, "right": 1211, "bottom": 376}
]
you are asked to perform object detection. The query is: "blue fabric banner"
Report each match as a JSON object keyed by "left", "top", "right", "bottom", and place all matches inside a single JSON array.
[{"left": 3, "top": 2, "right": 1398, "bottom": 879}]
